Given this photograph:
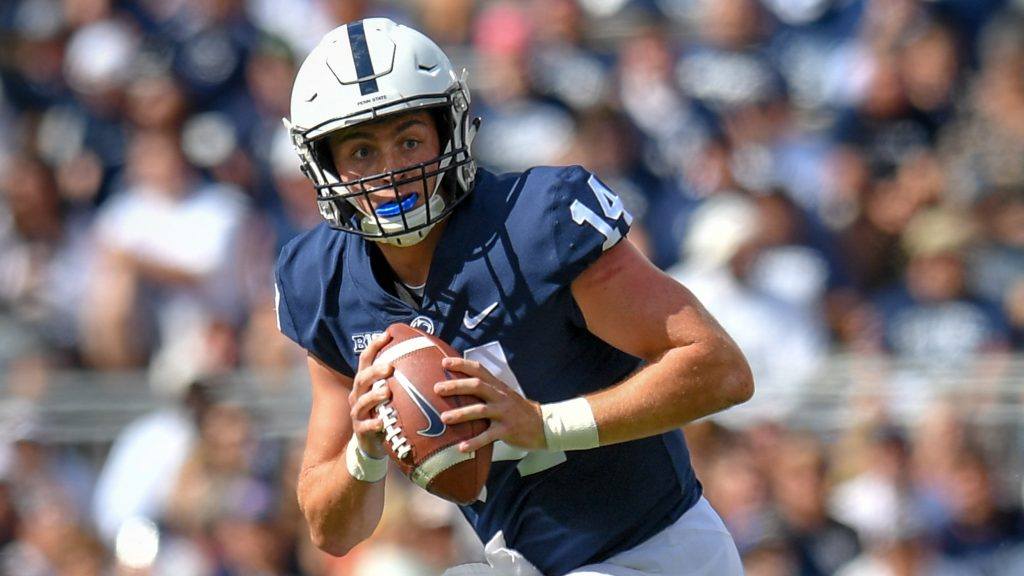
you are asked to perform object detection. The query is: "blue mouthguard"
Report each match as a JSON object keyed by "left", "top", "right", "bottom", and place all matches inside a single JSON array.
[{"left": 375, "top": 193, "right": 419, "bottom": 218}]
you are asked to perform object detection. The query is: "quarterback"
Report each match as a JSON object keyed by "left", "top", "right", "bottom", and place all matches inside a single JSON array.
[{"left": 275, "top": 18, "right": 753, "bottom": 576}]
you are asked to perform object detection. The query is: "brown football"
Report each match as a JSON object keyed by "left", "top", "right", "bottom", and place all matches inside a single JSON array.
[{"left": 372, "top": 323, "right": 491, "bottom": 505}]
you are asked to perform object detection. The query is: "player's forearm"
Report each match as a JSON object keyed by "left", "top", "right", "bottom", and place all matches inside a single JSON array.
[
  {"left": 586, "top": 338, "right": 753, "bottom": 446},
  {"left": 297, "top": 457, "right": 386, "bottom": 556}
]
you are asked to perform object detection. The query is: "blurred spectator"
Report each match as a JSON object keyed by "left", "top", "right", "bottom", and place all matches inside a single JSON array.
[
  {"left": 47, "top": 17, "right": 139, "bottom": 204},
  {"left": 676, "top": 0, "right": 778, "bottom": 115},
  {"left": 670, "top": 193, "right": 828, "bottom": 421},
  {"left": 615, "top": 24, "right": 712, "bottom": 181},
  {"left": 971, "top": 188, "right": 1024, "bottom": 346},
  {"left": 208, "top": 478, "right": 294, "bottom": 576},
  {"left": 939, "top": 14, "right": 1024, "bottom": 201},
  {"left": 0, "top": 155, "right": 93, "bottom": 359},
  {"left": 911, "top": 399, "right": 971, "bottom": 500},
  {"left": 875, "top": 207, "right": 1010, "bottom": 360},
  {"left": 737, "top": 510, "right": 800, "bottom": 576},
  {"left": 81, "top": 129, "right": 249, "bottom": 376},
  {"left": 124, "top": 72, "right": 188, "bottom": 132},
  {"left": 1, "top": 401, "right": 94, "bottom": 521},
  {"left": 526, "top": 0, "right": 612, "bottom": 112},
  {"left": 224, "top": 34, "right": 296, "bottom": 170},
  {"left": 770, "top": 432, "right": 862, "bottom": 576},
  {"left": 0, "top": 0, "right": 68, "bottom": 112},
  {"left": 830, "top": 423, "right": 922, "bottom": 544},
  {"left": 836, "top": 500, "right": 972, "bottom": 576},
  {"left": 166, "top": 0, "right": 260, "bottom": 110},
  {"left": 1, "top": 490, "right": 108, "bottom": 576},
  {"left": 164, "top": 402, "right": 258, "bottom": 535},
  {"left": 764, "top": 0, "right": 862, "bottom": 112},
  {"left": 471, "top": 2, "right": 575, "bottom": 172},
  {"left": 898, "top": 17, "right": 962, "bottom": 127},
  {"left": 415, "top": 0, "right": 474, "bottom": 47},
  {"left": 747, "top": 192, "right": 839, "bottom": 310},
  {"left": 91, "top": 380, "right": 211, "bottom": 542},
  {"left": 935, "top": 448, "right": 1024, "bottom": 567},
  {"left": 832, "top": 48, "right": 939, "bottom": 172},
  {"left": 264, "top": 128, "right": 320, "bottom": 250},
  {"left": 702, "top": 434, "right": 770, "bottom": 544}
]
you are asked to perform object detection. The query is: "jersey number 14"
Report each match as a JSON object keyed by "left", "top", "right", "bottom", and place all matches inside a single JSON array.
[{"left": 570, "top": 175, "right": 634, "bottom": 250}]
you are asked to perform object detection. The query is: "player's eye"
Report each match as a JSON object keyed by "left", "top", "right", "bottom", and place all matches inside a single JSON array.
[
  {"left": 402, "top": 139, "right": 420, "bottom": 151},
  {"left": 351, "top": 146, "right": 372, "bottom": 161}
]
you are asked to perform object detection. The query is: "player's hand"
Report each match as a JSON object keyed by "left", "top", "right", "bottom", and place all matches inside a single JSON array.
[
  {"left": 435, "top": 357, "right": 545, "bottom": 453},
  {"left": 348, "top": 333, "right": 394, "bottom": 459}
]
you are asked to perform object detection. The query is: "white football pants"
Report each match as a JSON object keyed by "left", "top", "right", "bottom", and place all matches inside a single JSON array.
[{"left": 442, "top": 497, "right": 744, "bottom": 576}]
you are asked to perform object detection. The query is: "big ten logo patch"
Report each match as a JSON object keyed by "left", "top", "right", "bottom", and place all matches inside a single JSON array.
[{"left": 352, "top": 331, "right": 385, "bottom": 353}]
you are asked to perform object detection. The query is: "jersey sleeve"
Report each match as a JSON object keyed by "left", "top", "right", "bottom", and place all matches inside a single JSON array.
[
  {"left": 506, "top": 165, "right": 634, "bottom": 312},
  {"left": 546, "top": 165, "right": 634, "bottom": 286},
  {"left": 274, "top": 235, "right": 355, "bottom": 377}
]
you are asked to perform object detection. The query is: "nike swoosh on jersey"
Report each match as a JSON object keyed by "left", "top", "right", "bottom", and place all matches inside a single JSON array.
[
  {"left": 394, "top": 370, "right": 447, "bottom": 437},
  {"left": 463, "top": 301, "right": 499, "bottom": 329}
]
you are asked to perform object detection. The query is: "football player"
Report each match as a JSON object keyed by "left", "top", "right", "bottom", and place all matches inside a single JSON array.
[{"left": 276, "top": 19, "right": 754, "bottom": 576}]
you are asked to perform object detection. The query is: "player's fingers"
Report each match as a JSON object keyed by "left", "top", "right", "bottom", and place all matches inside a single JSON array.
[
  {"left": 441, "top": 357, "right": 487, "bottom": 377},
  {"left": 353, "top": 363, "right": 394, "bottom": 396},
  {"left": 353, "top": 417, "right": 383, "bottom": 437},
  {"left": 434, "top": 378, "right": 494, "bottom": 400},
  {"left": 358, "top": 332, "right": 392, "bottom": 372},
  {"left": 351, "top": 384, "right": 391, "bottom": 421},
  {"left": 459, "top": 426, "right": 497, "bottom": 454},
  {"left": 444, "top": 358, "right": 508, "bottom": 390},
  {"left": 441, "top": 402, "right": 491, "bottom": 425}
]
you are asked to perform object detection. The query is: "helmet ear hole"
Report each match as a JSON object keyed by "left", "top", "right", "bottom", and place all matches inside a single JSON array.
[
  {"left": 428, "top": 107, "right": 453, "bottom": 152},
  {"left": 310, "top": 139, "right": 341, "bottom": 187},
  {"left": 427, "top": 106, "right": 458, "bottom": 201}
]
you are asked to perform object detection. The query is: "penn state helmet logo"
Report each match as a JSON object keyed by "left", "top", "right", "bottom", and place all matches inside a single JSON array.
[{"left": 410, "top": 316, "right": 435, "bottom": 334}]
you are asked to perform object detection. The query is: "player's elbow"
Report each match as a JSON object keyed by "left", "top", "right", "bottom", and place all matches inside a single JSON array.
[
  {"left": 724, "top": 358, "right": 754, "bottom": 407},
  {"left": 297, "top": 482, "right": 362, "bottom": 557},
  {"left": 688, "top": 337, "right": 754, "bottom": 409},
  {"left": 717, "top": 341, "right": 754, "bottom": 407},
  {"left": 309, "top": 528, "right": 354, "bottom": 557}
]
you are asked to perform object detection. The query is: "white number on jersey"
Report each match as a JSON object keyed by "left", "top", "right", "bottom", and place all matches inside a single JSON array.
[
  {"left": 462, "top": 341, "right": 567, "bottom": 494},
  {"left": 274, "top": 282, "right": 283, "bottom": 332},
  {"left": 570, "top": 175, "right": 634, "bottom": 250}
]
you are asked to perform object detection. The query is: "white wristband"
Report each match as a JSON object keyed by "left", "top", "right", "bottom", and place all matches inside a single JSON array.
[
  {"left": 345, "top": 437, "right": 388, "bottom": 483},
  {"left": 541, "top": 397, "right": 600, "bottom": 452}
]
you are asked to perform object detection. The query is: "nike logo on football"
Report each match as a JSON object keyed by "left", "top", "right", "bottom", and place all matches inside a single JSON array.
[
  {"left": 394, "top": 371, "right": 447, "bottom": 437},
  {"left": 463, "top": 302, "right": 499, "bottom": 330}
]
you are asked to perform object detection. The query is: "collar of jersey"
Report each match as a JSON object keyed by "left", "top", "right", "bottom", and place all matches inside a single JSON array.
[{"left": 348, "top": 199, "right": 464, "bottom": 321}]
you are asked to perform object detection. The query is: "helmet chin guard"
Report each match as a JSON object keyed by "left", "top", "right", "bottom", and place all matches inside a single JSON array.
[
  {"left": 285, "top": 18, "right": 480, "bottom": 245},
  {"left": 359, "top": 191, "right": 447, "bottom": 246}
]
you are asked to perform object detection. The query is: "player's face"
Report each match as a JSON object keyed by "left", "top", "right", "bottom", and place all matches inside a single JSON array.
[{"left": 328, "top": 110, "right": 442, "bottom": 216}]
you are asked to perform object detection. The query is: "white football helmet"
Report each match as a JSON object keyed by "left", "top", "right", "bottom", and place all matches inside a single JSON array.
[{"left": 285, "top": 18, "right": 479, "bottom": 246}]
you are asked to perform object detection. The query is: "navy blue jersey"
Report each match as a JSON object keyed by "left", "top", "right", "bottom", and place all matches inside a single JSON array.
[{"left": 275, "top": 166, "right": 702, "bottom": 575}]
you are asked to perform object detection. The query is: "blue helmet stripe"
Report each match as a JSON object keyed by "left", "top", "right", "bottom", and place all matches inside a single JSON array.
[{"left": 347, "top": 21, "right": 379, "bottom": 96}]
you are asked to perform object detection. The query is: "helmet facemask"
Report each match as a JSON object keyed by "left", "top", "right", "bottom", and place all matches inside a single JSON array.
[{"left": 290, "top": 88, "right": 478, "bottom": 247}]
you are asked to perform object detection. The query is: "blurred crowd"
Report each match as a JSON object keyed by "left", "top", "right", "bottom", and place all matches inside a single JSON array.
[{"left": 2, "top": 0, "right": 1024, "bottom": 574}]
